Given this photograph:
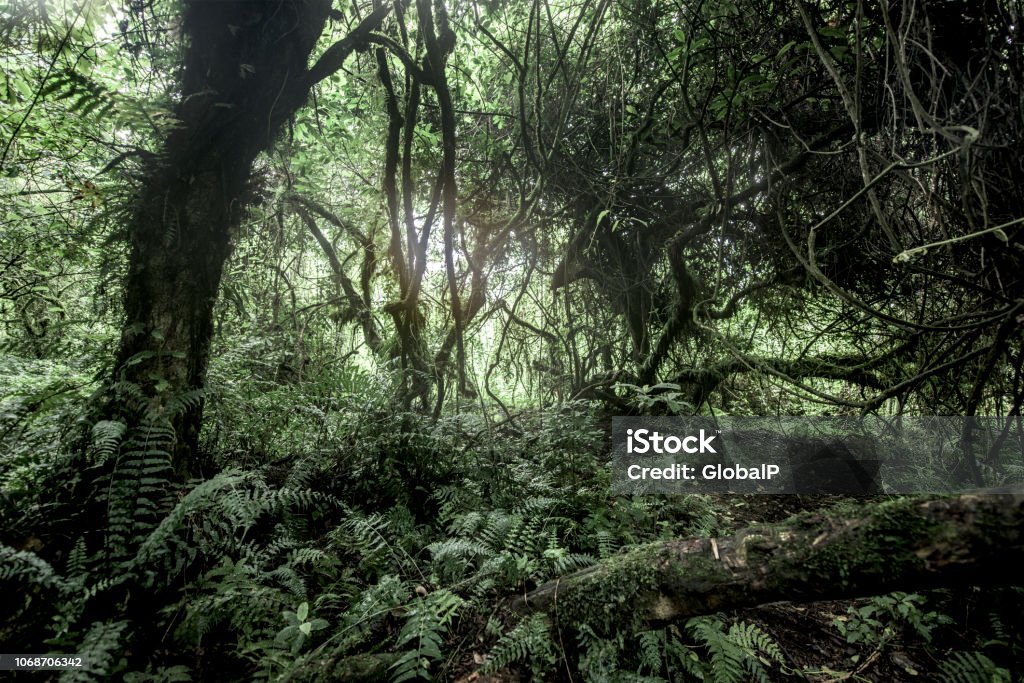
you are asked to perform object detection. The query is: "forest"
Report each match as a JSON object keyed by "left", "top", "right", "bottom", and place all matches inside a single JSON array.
[{"left": 2, "top": 0, "right": 1024, "bottom": 679}]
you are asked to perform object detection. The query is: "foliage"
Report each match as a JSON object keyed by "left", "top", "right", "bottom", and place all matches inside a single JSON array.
[
  {"left": 481, "top": 614, "right": 556, "bottom": 676},
  {"left": 3, "top": 0, "right": 1024, "bottom": 679},
  {"left": 615, "top": 382, "right": 695, "bottom": 415},
  {"left": 2, "top": 366, "right": 1022, "bottom": 679},
  {"left": 833, "top": 591, "right": 953, "bottom": 647},
  {"left": 938, "top": 651, "right": 1010, "bottom": 683},
  {"left": 680, "top": 617, "right": 784, "bottom": 683},
  {"left": 389, "top": 590, "right": 463, "bottom": 682}
]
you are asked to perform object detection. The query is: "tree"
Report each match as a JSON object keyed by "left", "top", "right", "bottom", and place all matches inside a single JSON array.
[
  {"left": 532, "top": 0, "right": 1023, "bottom": 429},
  {"left": 3, "top": 0, "right": 1024, "bottom": 679},
  {"left": 109, "top": 0, "right": 389, "bottom": 478}
]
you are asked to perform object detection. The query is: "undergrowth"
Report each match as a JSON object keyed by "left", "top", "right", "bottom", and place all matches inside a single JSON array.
[{"left": 1, "top": 354, "right": 1020, "bottom": 681}]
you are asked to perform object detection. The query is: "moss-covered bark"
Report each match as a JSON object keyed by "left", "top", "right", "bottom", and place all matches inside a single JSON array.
[
  {"left": 112, "top": 1, "right": 389, "bottom": 478},
  {"left": 512, "top": 493, "right": 1024, "bottom": 634}
]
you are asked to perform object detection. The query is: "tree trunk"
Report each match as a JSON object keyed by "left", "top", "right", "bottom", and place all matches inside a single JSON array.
[
  {"left": 112, "top": 0, "right": 386, "bottom": 478},
  {"left": 512, "top": 493, "right": 1024, "bottom": 633}
]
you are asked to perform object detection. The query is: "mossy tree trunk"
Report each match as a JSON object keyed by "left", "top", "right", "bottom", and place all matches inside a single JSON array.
[
  {"left": 512, "top": 493, "right": 1024, "bottom": 633},
  {"left": 112, "top": 0, "right": 388, "bottom": 478}
]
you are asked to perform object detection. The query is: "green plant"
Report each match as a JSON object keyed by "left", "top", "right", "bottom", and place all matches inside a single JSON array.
[
  {"left": 833, "top": 592, "right": 952, "bottom": 647},
  {"left": 682, "top": 616, "right": 785, "bottom": 683},
  {"left": 482, "top": 614, "right": 556, "bottom": 676},
  {"left": 938, "top": 651, "right": 1010, "bottom": 683},
  {"left": 274, "top": 601, "right": 329, "bottom": 656},
  {"left": 390, "top": 590, "right": 463, "bottom": 682},
  {"left": 615, "top": 382, "right": 694, "bottom": 415}
]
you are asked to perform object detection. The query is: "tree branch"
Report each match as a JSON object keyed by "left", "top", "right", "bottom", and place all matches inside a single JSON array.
[{"left": 304, "top": 3, "right": 393, "bottom": 88}]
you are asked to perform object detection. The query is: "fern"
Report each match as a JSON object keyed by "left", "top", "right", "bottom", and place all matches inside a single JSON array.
[
  {"left": 341, "top": 509, "right": 416, "bottom": 574},
  {"left": 264, "top": 562, "right": 307, "bottom": 599},
  {"left": 60, "top": 620, "right": 130, "bottom": 682},
  {"left": 483, "top": 614, "right": 556, "bottom": 675},
  {"left": 103, "top": 416, "right": 177, "bottom": 559},
  {"left": 133, "top": 473, "right": 243, "bottom": 577},
  {"left": 433, "top": 483, "right": 481, "bottom": 527},
  {"left": 325, "top": 574, "right": 408, "bottom": 655},
  {"left": 133, "top": 469, "right": 336, "bottom": 587},
  {"left": 637, "top": 629, "right": 666, "bottom": 676},
  {"left": 35, "top": 66, "right": 174, "bottom": 136},
  {"left": 0, "top": 544, "right": 64, "bottom": 589},
  {"left": 40, "top": 69, "right": 118, "bottom": 119},
  {"left": 727, "top": 621, "right": 783, "bottom": 668},
  {"left": 687, "top": 617, "right": 745, "bottom": 683},
  {"left": 591, "top": 529, "right": 617, "bottom": 560},
  {"left": 545, "top": 548, "right": 596, "bottom": 575},
  {"left": 677, "top": 495, "right": 720, "bottom": 538},
  {"left": 390, "top": 590, "right": 463, "bottom": 682},
  {"left": 176, "top": 559, "right": 285, "bottom": 646},
  {"left": 938, "top": 651, "right": 1010, "bottom": 683},
  {"left": 684, "top": 617, "right": 783, "bottom": 683},
  {"left": 90, "top": 419, "right": 126, "bottom": 463},
  {"left": 577, "top": 622, "right": 625, "bottom": 681},
  {"left": 163, "top": 389, "right": 208, "bottom": 420},
  {"left": 430, "top": 504, "right": 581, "bottom": 591}
]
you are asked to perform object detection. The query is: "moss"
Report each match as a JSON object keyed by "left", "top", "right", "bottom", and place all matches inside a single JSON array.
[
  {"left": 782, "top": 496, "right": 950, "bottom": 589},
  {"left": 553, "top": 541, "right": 728, "bottom": 635},
  {"left": 542, "top": 494, "right": 1022, "bottom": 640},
  {"left": 552, "top": 543, "right": 665, "bottom": 634}
]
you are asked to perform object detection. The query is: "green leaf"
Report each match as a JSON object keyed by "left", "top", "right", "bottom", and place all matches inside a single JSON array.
[
  {"left": 777, "top": 40, "right": 797, "bottom": 58},
  {"left": 13, "top": 74, "right": 34, "bottom": 99}
]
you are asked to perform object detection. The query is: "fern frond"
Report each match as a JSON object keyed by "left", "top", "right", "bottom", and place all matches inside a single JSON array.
[
  {"left": 595, "top": 530, "right": 617, "bottom": 560},
  {"left": 483, "top": 614, "right": 556, "bottom": 675},
  {"left": 341, "top": 510, "right": 416, "bottom": 574},
  {"left": 728, "top": 621, "right": 783, "bottom": 666},
  {"left": 90, "top": 419, "right": 126, "bottom": 462},
  {"left": 687, "top": 617, "right": 745, "bottom": 683},
  {"left": 60, "top": 620, "right": 129, "bottom": 682},
  {"left": 0, "top": 545, "right": 64, "bottom": 590},
  {"left": 638, "top": 629, "right": 665, "bottom": 675},
  {"left": 163, "top": 389, "right": 207, "bottom": 420},
  {"left": 390, "top": 590, "right": 464, "bottom": 682},
  {"left": 938, "top": 651, "right": 1010, "bottom": 683}
]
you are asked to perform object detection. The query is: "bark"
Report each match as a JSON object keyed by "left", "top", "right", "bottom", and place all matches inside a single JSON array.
[
  {"left": 418, "top": 0, "right": 464, "bottom": 400},
  {"left": 670, "top": 354, "right": 886, "bottom": 407},
  {"left": 113, "top": 0, "right": 388, "bottom": 478},
  {"left": 292, "top": 202, "right": 382, "bottom": 353},
  {"left": 512, "top": 493, "right": 1024, "bottom": 633}
]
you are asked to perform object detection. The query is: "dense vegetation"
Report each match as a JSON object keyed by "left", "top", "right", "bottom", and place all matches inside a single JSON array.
[{"left": 2, "top": 0, "right": 1023, "bottom": 680}]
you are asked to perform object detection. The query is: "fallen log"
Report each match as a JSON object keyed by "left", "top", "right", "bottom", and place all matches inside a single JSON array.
[
  {"left": 512, "top": 493, "right": 1024, "bottom": 633},
  {"left": 287, "top": 652, "right": 399, "bottom": 683}
]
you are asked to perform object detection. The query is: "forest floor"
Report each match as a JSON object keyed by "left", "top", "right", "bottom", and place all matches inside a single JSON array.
[
  {"left": 667, "top": 494, "right": 1014, "bottom": 683},
  {"left": 2, "top": 377, "right": 1021, "bottom": 681},
  {"left": 452, "top": 491, "right": 1016, "bottom": 683}
]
